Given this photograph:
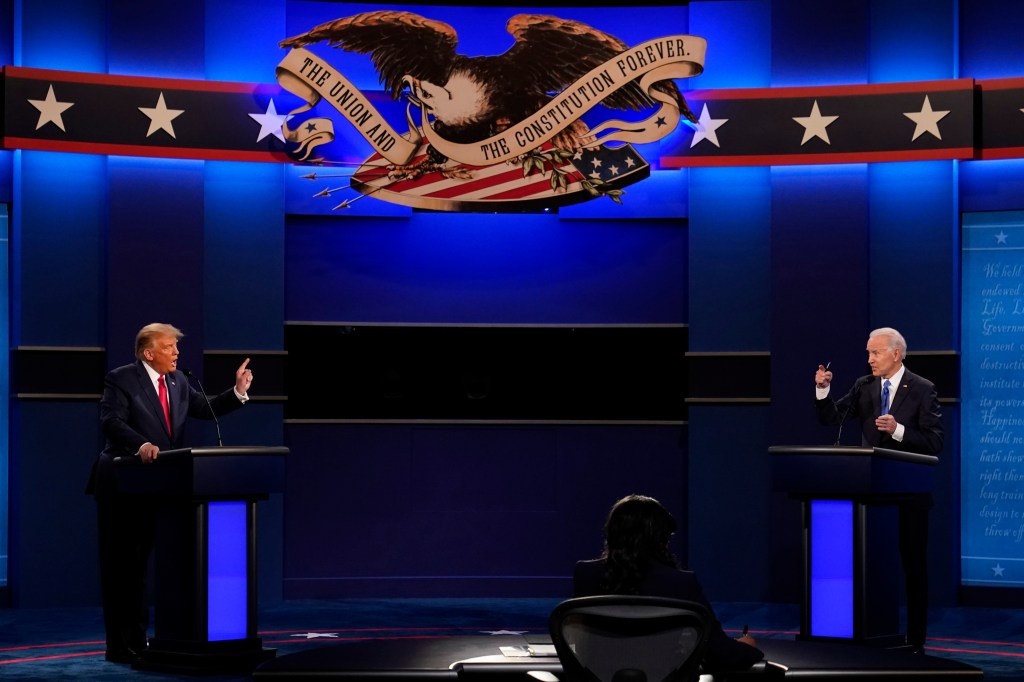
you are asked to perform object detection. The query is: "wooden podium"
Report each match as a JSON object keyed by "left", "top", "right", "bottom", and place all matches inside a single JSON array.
[
  {"left": 770, "top": 445, "right": 936, "bottom": 645},
  {"left": 115, "top": 446, "right": 287, "bottom": 674}
]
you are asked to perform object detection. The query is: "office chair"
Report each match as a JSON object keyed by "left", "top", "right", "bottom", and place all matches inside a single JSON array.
[{"left": 539, "top": 595, "right": 712, "bottom": 682}]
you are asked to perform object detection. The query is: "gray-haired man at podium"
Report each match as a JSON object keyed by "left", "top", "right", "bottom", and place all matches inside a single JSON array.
[
  {"left": 86, "top": 323, "right": 253, "bottom": 664},
  {"left": 813, "top": 326, "right": 943, "bottom": 653}
]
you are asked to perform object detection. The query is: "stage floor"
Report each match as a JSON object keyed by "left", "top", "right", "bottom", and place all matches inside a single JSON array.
[
  {"left": 252, "top": 633, "right": 983, "bottom": 680},
  {"left": 1, "top": 598, "right": 1016, "bottom": 681}
]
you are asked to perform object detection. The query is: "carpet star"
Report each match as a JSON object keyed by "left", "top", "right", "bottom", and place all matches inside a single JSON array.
[
  {"left": 904, "top": 95, "right": 949, "bottom": 141},
  {"left": 290, "top": 632, "right": 339, "bottom": 639},
  {"left": 139, "top": 92, "right": 184, "bottom": 139},
  {"left": 793, "top": 100, "right": 839, "bottom": 145},
  {"left": 28, "top": 84, "right": 74, "bottom": 132},
  {"left": 690, "top": 104, "right": 727, "bottom": 148},
  {"left": 249, "top": 98, "right": 292, "bottom": 143},
  {"left": 482, "top": 630, "right": 527, "bottom": 635},
  {"left": 992, "top": 563, "right": 1005, "bottom": 577},
  {"left": 995, "top": 231, "right": 1008, "bottom": 244}
]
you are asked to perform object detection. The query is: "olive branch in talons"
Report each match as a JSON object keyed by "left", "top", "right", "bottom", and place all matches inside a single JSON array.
[{"left": 517, "top": 148, "right": 626, "bottom": 204}]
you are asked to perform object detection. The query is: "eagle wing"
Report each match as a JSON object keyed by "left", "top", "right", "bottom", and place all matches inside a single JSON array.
[
  {"left": 279, "top": 11, "right": 458, "bottom": 100},
  {"left": 502, "top": 14, "right": 696, "bottom": 122}
]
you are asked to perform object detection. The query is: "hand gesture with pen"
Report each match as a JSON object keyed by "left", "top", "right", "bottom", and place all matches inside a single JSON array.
[
  {"left": 737, "top": 623, "right": 757, "bottom": 647},
  {"left": 815, "top": 362, "right": 832, "bottom": 389}
]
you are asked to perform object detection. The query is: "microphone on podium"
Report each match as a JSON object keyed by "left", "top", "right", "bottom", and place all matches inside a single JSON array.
[
  {"left": 183, "top": 368, "right": 223, "bottom": 447},
  {"left": 833, "top": 375, "right": 872, "bottom": 446}
]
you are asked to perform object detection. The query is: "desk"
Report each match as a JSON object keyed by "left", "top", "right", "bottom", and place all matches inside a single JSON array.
[
  {"left": 253, "top": 635, "right": 981, "bottom": 681},
  {"left": 253, "top": 635, "right": 559, "bottom": 680}
]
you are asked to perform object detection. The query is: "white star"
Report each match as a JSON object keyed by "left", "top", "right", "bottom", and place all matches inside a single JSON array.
[
  {"left": 624, "top": 156, "right": 636, "bottom": 168},
  {"left": 248, "top": 98, "right": 292, "bottom": 143},
  {"left": 904, "top": 95, "right": 950, "bottom": 141},
  {"left": 992, "top": 563, "right": 1005, "bottom": 577},
  {"left": 289, "top": 632, "right": 339, "bottom": 639},
  {"left": 139, "top": 92, "right": 184, "bottom": 139},
  {"left": 690, "top": 104, "right": 728, "bottom": 148},
  {"left": 28, "top": 84, "right": 74, "bottom": 132},
  {"left": 793, "top": 100, "right": 839, "bottom": 145},
  {"left": 995, "top": 231, "right": 1009, "bottom": 244},
  {"left": 608, "top": 164, "right": 621, "bottom": 176},
  {"left": 590, "top": 156, "right": 603, "bottom": 168},
  {"left": 482, "top": 630, "right": 527, "bottom": 636},
  {"left": 589, "top": 170, "right": 602, "bottom": 180}
]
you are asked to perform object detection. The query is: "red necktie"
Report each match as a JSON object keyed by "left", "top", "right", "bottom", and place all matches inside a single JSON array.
[{"left": 158, "top": 375, "right": 172, "bottom": 435}]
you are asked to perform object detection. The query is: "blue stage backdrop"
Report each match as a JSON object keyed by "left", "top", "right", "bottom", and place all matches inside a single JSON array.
[{"left": 7, "top": 0, "right": 1024, "bottom": 610}]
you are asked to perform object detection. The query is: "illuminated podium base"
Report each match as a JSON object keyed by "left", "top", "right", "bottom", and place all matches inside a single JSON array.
[
  {"left": 770, "top": 446, "right": 936, "bottom": 646},
  {"left": 115, "top": 447, "right": 287, "bottom": 674}
]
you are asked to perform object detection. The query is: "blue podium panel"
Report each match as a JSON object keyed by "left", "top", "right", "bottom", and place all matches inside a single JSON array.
[
  {"left": 810, "top": 500, "right": 854, "bottom": 639},
  {"left": 208, "top": 501, "right": 248, "bottom": 642}
]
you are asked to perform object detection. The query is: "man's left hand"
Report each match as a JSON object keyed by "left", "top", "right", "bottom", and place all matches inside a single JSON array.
[
  {"left": 235, "top": 358, "right": 253, "bottom": 395},
  {"left": 875, "top": 414, "right": 897, "bottom": 434}
]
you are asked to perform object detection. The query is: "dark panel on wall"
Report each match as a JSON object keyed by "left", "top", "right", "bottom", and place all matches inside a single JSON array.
[
  {"left": 202, "top": 350, "right": 287, "bottom": 402},
  {"left": 905, "top": 351, "right": 959, "bottom": 403},
  {"left": 686, "top": 352, "right": 770, "bottom": 402},
  {"left": 12, "top": 347, "right": 105, "bottom": 398},
  {"left": 285, "top": 324, "right": 687, "bottom": 422}
]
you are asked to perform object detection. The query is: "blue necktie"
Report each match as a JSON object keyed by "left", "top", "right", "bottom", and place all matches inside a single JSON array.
[{"left": 881, "top": 379, "right": 891, "bottom": 416}]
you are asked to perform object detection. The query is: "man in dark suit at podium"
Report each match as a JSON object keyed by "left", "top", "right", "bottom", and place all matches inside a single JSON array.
[
  {"left": 86, "top": 323, "right": 254, "bottom": 664},
  {"left": 813, "top": 326, "right": 943, "bottom": 652}
]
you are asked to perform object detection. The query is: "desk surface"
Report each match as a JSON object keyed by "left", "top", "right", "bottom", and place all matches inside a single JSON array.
[
  {"left": 254, "top": 635, "right": 557, "bottom": 679},
  {"left": 252, "top": 634, "right": 981, "bottom": 680}
]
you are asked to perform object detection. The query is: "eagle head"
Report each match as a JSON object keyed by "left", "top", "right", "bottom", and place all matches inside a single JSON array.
[{"left": 403, "top": 70, "right": 496, "bottom": 136}]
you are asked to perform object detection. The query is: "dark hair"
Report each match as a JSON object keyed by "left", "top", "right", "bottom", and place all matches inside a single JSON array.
[{"left": 599, "top": 494, "right": 678, "bottom": 594}]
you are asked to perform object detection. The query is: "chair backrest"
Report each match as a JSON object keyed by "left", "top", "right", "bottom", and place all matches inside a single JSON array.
[{"left": 549, "top": 595, "right": 711, "bottom": 682}]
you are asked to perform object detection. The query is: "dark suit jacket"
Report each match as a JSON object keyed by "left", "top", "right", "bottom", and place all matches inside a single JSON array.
[
  {"left": 87, "top": 360, "right": 245, "bottom": 496},
  {"left": 573, "top": 559, "right": 764, "bottom": 673},
  {"left": 815, "top": 367, "right": 943, "bottom": 456}
]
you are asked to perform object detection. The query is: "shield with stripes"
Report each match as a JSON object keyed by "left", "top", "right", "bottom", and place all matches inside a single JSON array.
[{"left": 349, "top": 136, "right": 650, "bottom": 212}]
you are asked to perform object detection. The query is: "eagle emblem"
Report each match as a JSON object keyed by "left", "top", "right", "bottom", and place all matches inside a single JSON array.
[{"left": 276, "top": 11, "right": 706, "bottom": 211}]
